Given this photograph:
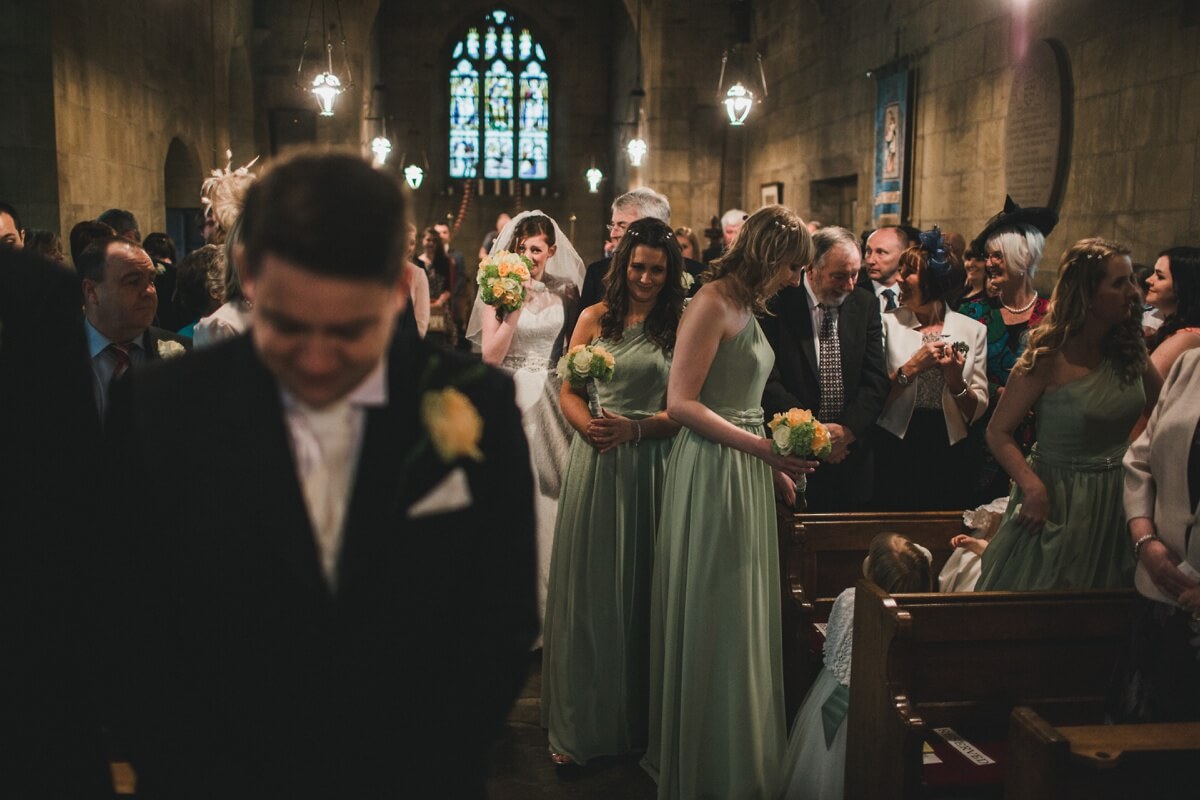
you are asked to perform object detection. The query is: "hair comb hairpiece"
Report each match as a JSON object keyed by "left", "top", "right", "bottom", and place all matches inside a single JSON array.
[
  {"left": 772, "top": 220, "right": 801, "bottom": 233},
  {"left": 918, "top": 225, "right": 951, "bottom": 278}
]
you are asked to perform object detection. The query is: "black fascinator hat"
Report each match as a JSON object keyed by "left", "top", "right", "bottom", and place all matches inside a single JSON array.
[{"left": 971, "top": 195, "right": 1058, "bottom": 257}]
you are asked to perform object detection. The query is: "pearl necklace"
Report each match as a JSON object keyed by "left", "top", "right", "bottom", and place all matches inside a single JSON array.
[{"left": 1001, "top": 293, "right": 1037, "bottom": 314}]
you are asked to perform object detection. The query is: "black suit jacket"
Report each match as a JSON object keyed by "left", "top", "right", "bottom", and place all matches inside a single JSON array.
[
  {"left": 580, "top": 255, "right": 705, "bottom": 309},
  {"left": 99, "top": 331, "right": 537, "bottom": 798},
  {"left": 1, "top": 251, "right": 112, "bottom": 797},
  {"left": 761, "top": 285, "right": 889, "bottom": 510}
]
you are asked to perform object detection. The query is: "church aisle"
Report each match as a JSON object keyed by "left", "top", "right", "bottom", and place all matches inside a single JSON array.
[{"left": 487, "top": 654, "right": 657, "bottom": 799}]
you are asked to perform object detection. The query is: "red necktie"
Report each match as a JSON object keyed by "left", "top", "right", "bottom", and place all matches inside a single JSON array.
[{"left": 109, "top": 343, "right": 131, "bottom": 382}]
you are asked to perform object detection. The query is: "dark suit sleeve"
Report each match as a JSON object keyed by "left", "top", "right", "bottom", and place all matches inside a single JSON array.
[
  {"left": 761, "top": 309, "right": 804, "bottom": 419},
  {"left": 580, "top": 260, "right": 605, "bottom": 309},
  {"left": 441, "top": 373, "right": 538, "bottom": 756},
  {"left": 840, "top": 296, "right": 889, "bottom": 442}
]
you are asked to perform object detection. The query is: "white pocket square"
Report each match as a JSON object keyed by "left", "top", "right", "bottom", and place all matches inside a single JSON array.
[{"left": 407, "top": 468, "right": 473, "bottom": 518}]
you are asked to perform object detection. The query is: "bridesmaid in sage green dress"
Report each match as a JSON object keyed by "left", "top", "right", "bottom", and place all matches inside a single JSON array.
[
  {"left": 642, "top": 206, "right": 816, "bottom": 800},
  {"left": 978, "top": 238, "right": 1161, "bottom": 591},
  {"left": 542, "top": 219, "right": 685, "bottom": 766}
]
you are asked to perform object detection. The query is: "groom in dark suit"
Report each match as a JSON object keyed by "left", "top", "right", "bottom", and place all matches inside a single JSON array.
[
  {"left": 762, "top": 226, "right": 889, "bottom": 511},
  {"left": 98, "top": 151, "right": 538, "bottom": 798}
]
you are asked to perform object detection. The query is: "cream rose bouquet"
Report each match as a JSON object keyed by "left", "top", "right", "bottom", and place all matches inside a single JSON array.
[
  {"left": 767, "top": 408, "right": 832, "bottom": 506},
  {"left": 477, "top": 250, "right": 533, "bottom": 313},
  {"left": 556, "top": 343, "right": 616, "bottom": 418}
]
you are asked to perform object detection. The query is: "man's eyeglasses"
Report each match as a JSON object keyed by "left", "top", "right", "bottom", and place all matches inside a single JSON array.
[{"left": 606, "top": 221, "right": 629, "bottom": 237}]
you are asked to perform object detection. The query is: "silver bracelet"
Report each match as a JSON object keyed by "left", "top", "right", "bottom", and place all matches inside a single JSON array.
[
  {"left": 952, "top": 383, "right": 971, "bottom": 398},
  {"left": 634, "top": 421, "right": 642, "bottom": 446},
  {"left": 1132, "top": 532, "right": 1159, "bottom": 561}
]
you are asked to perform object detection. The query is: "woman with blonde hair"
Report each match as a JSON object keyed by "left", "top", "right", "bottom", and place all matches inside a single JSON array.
[
  {"left": 978, "top": 238, "right": 1161, "bottom": 591},
  {"left": 642, "top": 205, "right": 816, "bottom": 799}
]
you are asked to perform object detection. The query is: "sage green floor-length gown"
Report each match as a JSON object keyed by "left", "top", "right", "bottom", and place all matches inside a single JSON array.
[
  {"left": 642, "top": 317, "right": 786, "bottom": 800},
  {"left": 977, "top": 360, "right": 1142, "bottom": 590},
  {"left": 542, "top": 324, "right": 674, "bottom": 764}
]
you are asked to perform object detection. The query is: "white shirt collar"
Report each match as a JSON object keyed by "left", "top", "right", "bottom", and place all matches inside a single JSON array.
[
  {"left": 280, "top": 354, "right": 389, "bottom": 416},
  {"left": 872, "top": 279, "right": 899, "bottom": 297}
]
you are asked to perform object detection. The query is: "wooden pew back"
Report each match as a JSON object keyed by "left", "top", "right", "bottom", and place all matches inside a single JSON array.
[
  {"left": 777, "top": 510, "right": 965, "bottom": 714},
  {"left": 845, "top": 580, "right": 1136, "bottom": 800}
]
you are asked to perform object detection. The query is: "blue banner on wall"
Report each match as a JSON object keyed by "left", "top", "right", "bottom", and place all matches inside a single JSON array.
[{"left": 873, "top": 70, "right": 912, "bottom": 225}]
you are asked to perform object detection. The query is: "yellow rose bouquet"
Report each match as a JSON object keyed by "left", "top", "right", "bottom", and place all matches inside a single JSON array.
[
  {"left": 477, "top": 250, "right": 533, "bottom": 313},
  {"left": 767, "top": 408, "right": 832, "bottom": 508},
  {"left": 556, "top": 343, "right": 616, "bottom": 417}
]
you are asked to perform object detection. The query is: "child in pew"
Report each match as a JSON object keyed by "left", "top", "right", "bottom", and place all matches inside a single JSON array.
[
  {"left": 779, "top": 533, "right": 933, "bottom": 800},
  {"left": 939, "top": 497, "right": 1007, "bottom": 592}
]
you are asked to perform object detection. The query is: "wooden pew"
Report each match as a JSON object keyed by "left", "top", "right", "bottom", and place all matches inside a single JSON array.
[
  {"left": 1006, "top": 706, "right": 1200, "bottom": 800},
  {"left": 844, "top": 580, "right": 1136, "bottom": 800},
  {"left": 776, "top": 509, "right": 965, "bottom": 714}
]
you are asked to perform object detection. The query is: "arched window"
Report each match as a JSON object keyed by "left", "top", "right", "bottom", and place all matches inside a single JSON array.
[{"left": 449, "top": 9, "right": 549, "bottom": 181}]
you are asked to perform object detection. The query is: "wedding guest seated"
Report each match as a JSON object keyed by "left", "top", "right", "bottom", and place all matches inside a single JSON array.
[
  {"left": 173, "top": 244, "right": 225, "bottom": 337},
  {"left": 875, "top": 227, "right": 987, "bottom": 511},
  {"left": 778, "top": 532, "right": 932, "bottom": 800},
  {"left": 1119, "top": 347, "right": 1200, "bottom": 723},
  {"left": 977, "top": 238, "right": 1160, "bottom": 591},
  {"left": 78, "top": 236, "right": 191, "bottom": 424}
]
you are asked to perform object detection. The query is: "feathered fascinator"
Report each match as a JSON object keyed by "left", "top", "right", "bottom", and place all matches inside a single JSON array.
[
  {"left": 918, "top": 225, "right": 951, "bottom": 279},
  {"left": 201, "top": 150, "right": 259, "bottom": 236}
]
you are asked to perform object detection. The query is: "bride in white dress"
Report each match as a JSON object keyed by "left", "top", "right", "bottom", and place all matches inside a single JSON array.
[{"left": 467, "top": 211, "right": 584, "bottom": 643}]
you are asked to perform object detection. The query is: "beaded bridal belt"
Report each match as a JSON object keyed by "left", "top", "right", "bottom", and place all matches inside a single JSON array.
[
  {"left": 1029, "top": 443, "right": 1126, "bottom": 472},
  {"left": 501, "top": 354, "right": 555, "bottom": 372},
  {"left": 714, "top": 407, "right": 765, "bottom": 427}
]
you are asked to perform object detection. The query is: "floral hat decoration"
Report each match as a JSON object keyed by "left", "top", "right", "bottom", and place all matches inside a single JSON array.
[{"left": 201, "top": 150, "right": 260, "bottom": 235}]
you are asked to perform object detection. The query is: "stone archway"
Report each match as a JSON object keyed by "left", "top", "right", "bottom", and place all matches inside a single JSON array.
[{"left": 163, "top": 137, "right": 205, "bottom": 257}]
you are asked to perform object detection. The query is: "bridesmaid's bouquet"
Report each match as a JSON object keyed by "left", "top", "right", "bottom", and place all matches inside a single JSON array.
[
  {"left": 557, "top": 344, "right": 616, "bottom": 418},
  {"left": 477, "top": 250, "right": 533, "bottom": 313},
  {"left": 767, "top": 408, "right": 832, "bottom": 508}
]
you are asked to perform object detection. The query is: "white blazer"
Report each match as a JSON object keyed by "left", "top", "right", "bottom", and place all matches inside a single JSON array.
[
  {"left": 877, "top": 307, "right": 988, "bottom": 445},
  {"left": 1123, "top": 348, "right": 1200, "bottom": 606}
]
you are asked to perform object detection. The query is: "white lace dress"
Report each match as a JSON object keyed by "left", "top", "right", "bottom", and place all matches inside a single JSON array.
[
  {"left": 496, "top": 286, "right": 573, "bottom": 644},
  {"left": 779, "top": 588, "right": 855, "bottom": 800}
]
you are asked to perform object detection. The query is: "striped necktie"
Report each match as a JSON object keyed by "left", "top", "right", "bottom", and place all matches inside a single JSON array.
[{"left": 818, "top": 305, "right": 844, "bottom": 421}]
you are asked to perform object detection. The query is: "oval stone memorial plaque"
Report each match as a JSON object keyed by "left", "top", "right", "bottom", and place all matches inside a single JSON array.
[{"left": 1004, "top": 39, "right": 1072, "bottom": 210}]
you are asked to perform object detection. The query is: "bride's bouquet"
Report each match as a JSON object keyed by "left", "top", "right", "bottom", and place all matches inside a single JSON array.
[
  {"left": 477, "top": 250, "right": 533, "bottom": 313},
  {"left": 557, "top": 344, "right": 616, "bottom": 417},
  {"left": 767, "top": 408, "right": 832, "bottom": 507}
]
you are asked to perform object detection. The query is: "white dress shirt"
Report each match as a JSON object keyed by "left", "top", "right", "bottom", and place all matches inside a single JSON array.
[
  {"left": 871, "top": 279, "right": 900, "bottom": 314},
  {"left": 802, "top": 271, "right": 843, "bottom": 372},
  {"left": 281, "top": 357, "right": 388, "bottom": 590}
]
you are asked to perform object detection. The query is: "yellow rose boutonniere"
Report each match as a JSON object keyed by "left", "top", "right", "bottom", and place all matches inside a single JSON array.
[
  {"left": 157, "top": 339, "right": 186, "bottom": 359},
  {"left": 421, "top": 386, "right": 484, "bottom": 463}
]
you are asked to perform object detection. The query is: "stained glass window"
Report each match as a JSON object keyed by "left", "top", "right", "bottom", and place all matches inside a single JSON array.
[{"left": 447, "top": 9, "right": 549, "bottom": 181}]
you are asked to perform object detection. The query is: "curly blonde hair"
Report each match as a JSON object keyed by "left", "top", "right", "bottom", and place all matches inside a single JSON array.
[
  {"left": 703, "top": 205, "right": 812, "bottom": 315},
  {"left": 1015, "top": 237, "right": 1146, "bottom": 385}
]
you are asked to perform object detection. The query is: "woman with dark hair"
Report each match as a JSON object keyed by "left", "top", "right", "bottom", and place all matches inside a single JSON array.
[
  {"left": 875, "top": 227, "right": 988, "bottom": 511},
  {"left": 417, "top": 225, "right": 454, "bottom": 344},
  {"left": 642, "top": 206, "right": 815, "bottom": 798},
  {"left": 466, "top": 211, "right": 585, "bottom": 643},
  {"left": 978, "top": 238, "right": 1161, "bottom": 591},
  {"left": 542, "top": 219, "right": 684, "bottom": 767},
  {"left": 1144, "top": 246, "right": 1200, "bottom": 377}
]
